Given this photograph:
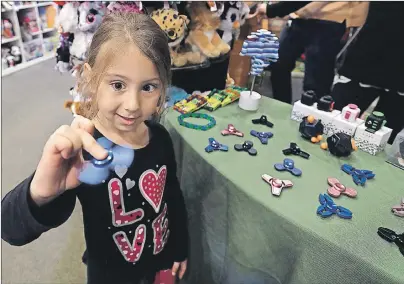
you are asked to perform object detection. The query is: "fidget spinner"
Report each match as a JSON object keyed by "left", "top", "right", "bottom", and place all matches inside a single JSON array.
[
  {"left": 317, "top": 194, "right": 353, "bottom": 219},
  {"left": 252, "top": 115, "right": 274, "bottom": 128},
  {"left": 282, "top": 142, "right": 310, "bottom": 159},
  {"left": 392, "top": 198, "right": 404, "bottom": 217},
  {"left": 341, "top": 164, "right": 375, "bottom": 186},
  {"left": 262, "top": 174, "right": 293, "bottom": 196},
  {"left": 234, "top": 140, "right": 257, "bottom": 156},
  {"left": 78, "top": 137, "right": 135, "bottom": 185},
  {"left": 274, "top": 158, "right": 302, "bottom": 177},
  {"left": 250, "top": 130, "right": 273, "bottom": 144},
  {"left": 205, "top": 138, "right": 228, "bottom": 153},
  {"left": 377, "top": 227, "right": 404, "bottom": 256},
  {"left": 221, "top": 124, "right": 244, "bottom": 137}
]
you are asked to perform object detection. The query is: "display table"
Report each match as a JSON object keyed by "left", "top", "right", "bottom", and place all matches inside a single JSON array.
[{"left": 163, "top": 97, "right": 404, "bottom": 284}]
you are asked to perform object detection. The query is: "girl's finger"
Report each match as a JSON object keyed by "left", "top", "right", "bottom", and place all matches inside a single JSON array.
[
  {"left": 71, "top": 115, "right": 95, "bottom": 135},
  {"left": 171, "top": 262, "right": 180, "bottom": 277},
  {"left": 179, "top": 261, "right": 187, "bottom": 279},
  {"left": 76, "top": 128, "right": 108, "bottom": 160}
]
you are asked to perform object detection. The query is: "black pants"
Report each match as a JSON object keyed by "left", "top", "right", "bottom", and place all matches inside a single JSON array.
[
  {"left": 271, "top": 19, "right": 346, "bottom": 103},
  {"left": 332, "top": 79, "right": 404, "bottom": 144}
]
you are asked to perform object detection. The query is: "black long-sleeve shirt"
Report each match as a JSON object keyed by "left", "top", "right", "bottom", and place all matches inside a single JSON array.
[
  {"left": 266, "top": 1, "right": 311, "bottom": 18},
  {"left": 1, "top": 121, "right": 188, "bottom": 284}
]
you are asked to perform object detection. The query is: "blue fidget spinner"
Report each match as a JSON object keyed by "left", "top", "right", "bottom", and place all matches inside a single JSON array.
[
  {"left": 250, "top": 130, "right": 273, "bottom": 144},
  {"left": 341, "top": 164, "right": 375, "bottom": 186},
  {"left": 205, "top": 138, "right": 228, "bottom": 153},
  {"left": 78, "top": 137, "right": 134, "bottom": 185},
  {"left": 274, "top": 158, "right": 302, "bottom": 176},
  {"left": 317, "top": 194, "right": 352, "bottom": 219}
]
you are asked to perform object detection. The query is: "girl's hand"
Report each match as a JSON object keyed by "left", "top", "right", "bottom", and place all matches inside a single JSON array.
[
  {"left": 172, "top": 259, "right": 187, "bottom": 279},
  {"left": 30, "top": 116, "right": 108, "bottom": 205}
]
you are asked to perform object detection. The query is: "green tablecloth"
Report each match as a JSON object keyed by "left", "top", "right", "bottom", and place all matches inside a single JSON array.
[{"left": 163, "top": 97, "right": 404, "bottom": 284}]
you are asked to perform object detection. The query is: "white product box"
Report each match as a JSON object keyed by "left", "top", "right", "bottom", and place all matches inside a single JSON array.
[
  {"left": 386, "top": 129, "right": 404, "bottom": 170},
  {"left": 354, "top": 123, "right": 392, "bottom": 155},
  {"left": 329, "top": 114, "right": 364, "bottom": 136},
  {"left": 312, "top": 104, "right": 341, "bottom": 135},
  {"left": 291, "top": 100, "right": 317, "bottom": 122}
]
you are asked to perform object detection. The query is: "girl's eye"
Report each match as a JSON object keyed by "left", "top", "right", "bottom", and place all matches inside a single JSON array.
[
  {"left": 111, "top": 82, "right": 125, "bottom": 91},
  {"left": 142, "top": 84, "right": 158, "bottom": 93}
]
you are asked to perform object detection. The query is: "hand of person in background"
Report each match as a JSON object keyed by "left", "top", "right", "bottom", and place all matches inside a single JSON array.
[
  {"left": 30, "top": 115, "right": 108, "bottom": 206},
  {"left": 249, "top": 3, "right": 268, "bottom": 18}
]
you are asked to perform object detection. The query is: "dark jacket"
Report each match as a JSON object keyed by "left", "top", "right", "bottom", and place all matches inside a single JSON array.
[{"left": 339, "top": 2, "right": 404, "bottom": 92}]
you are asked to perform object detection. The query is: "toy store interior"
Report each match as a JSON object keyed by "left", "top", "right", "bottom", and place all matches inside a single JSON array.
[{"left": 1, "top": 1, "right": 404, "bottom": 284}]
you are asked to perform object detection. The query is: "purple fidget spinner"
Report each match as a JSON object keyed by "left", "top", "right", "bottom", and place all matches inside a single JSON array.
[
  {"left": 250, "top": 130, "right": 273, "bottom": 144},
  {"left": 205, "top": 138, "right": 228, "bottom": 153},
  {"left": 274, "top": 158, "right": 302, "bottom": 176}
]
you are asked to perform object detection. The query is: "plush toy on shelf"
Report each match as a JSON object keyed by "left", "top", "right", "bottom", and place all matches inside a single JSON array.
[
  {"left": 151, "top": 8, "right": 205, "bottom": 67},
  {"left": 1, "top": 19, "right": 14, "bottom": 38},
  {"left": 70, "top": 2, "right": 106, "bottom": 61},
  {"left": 1, "top": 47, "right": 11, "bottom": 69},
  {"left": 10, "top": 46, "right": 22, "bottom": 65},
  {"left": 55, "top": 2, "right": 78, "bottom": 73},
  {"left": 185, "top": 2, "right": 231, "bottom": 59}
]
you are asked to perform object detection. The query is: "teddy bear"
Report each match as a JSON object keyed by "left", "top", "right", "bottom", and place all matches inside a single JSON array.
[
  {"left": 185, "top": 2, "right": 231, "bottom": 58},
  {"left": 151, "top": 8, "right": 205, "bottom": 67}
]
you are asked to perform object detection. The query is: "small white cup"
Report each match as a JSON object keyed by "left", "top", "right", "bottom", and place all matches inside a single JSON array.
[{"left": 239, "top": 91, "right": 262, "bottom": 111}]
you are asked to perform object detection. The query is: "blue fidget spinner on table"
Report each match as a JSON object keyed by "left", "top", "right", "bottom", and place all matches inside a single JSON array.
[
  {"left": 274, "top": 158, "right": 302, "bottom": 177},
  {"left": 78, "top": 137, "right": 135, "bottom": 185},
  {"left": 341, "top": 164, "right": 375, "bottom": 186},
  {"left": 317, "top": 193, "right": 353, "bottom": 219},
  {"left": 250, "top": 130, "right": 273, "bottom": 144},
  {"left": 205, "top": 138, "right": 228, "bottom": 153}
]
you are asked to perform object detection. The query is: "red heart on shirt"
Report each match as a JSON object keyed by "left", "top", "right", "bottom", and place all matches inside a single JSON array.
[{"left": 139, "top": 166, "right": 167, "bottom": 213}]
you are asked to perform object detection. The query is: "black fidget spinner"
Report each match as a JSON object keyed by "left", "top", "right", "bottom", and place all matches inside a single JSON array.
[
  {"left": 252, "top": 115, "right": 274, "bottom": 128},
  {"left": 282, "top": 142, "right": 310, "bottom": 159},
  {"left": 234, "top": 141, "right": 257, "bottom": 156}
]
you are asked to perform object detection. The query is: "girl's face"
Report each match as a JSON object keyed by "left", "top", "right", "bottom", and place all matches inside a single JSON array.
[{"left": 95, "top": 44, "right": 161, "bottom": 132}]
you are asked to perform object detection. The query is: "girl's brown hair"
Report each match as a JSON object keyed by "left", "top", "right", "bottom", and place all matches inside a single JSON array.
[{"left": 77, "top": 12, "right": 171, "bottom": 119}]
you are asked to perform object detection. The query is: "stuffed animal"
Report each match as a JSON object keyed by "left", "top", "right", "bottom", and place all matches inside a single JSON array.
[
  {"left": 1, "top": 47, "right": 10, "bottom": 69},
  {"left": 10, "top": 46, "right": 22, "bottom": 65},
  {"left": 185, "top": 2, "right": 231, "bottom": 58},
  {"left": 55, "top": 2, "right": 78, "bottom": 73},
  {"left": 151, "top": 8, "right": 205, "bottom": 67},
  {"left": 64, "top": 87, "right": 85, "bottom": 117},
  {"left": 107, "top": 1, "right": 143, "bottom": 14},
  {"left": 217, "top": 2, "right": 242, "bottom": 45},
  {"left": 70, "top": 2, "right": 106, "bottom": 61},
  {"left": 1, "top": 19, "right": 14, "bottom": 38}
]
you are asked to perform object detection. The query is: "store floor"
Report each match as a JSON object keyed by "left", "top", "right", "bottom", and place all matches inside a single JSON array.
[{"left": 1, "top": 59, "right": 303, "bottom": 284}]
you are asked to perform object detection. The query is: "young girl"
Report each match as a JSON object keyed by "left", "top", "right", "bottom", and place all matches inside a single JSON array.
[{"left": 1, "top": 12, "right": 188, "bottom": 284}]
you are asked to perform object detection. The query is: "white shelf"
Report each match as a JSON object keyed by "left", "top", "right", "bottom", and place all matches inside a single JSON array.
[
  {"left": 2, "top": 36, "right": 20, "bottom": 44},
  {"left": 1, "top": 1, "right": 59, "bottom": 77},
  {"left": 2, "top": 54, "right": 55, "bottom": 77}
]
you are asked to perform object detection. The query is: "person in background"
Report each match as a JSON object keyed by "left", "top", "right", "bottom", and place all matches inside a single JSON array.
[
  {"left": 256, "top": 1, "right": 369, "bottom": 104},
  {"left": 332, "top": 2, "right": 404, "bottom": 144}
]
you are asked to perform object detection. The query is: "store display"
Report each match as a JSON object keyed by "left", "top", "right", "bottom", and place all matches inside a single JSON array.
[
  {"left": 205, "top": 137, "right": 228, "bottom": 153},
  {"left": 320, "top": 132, "right": 357, "bottom": 157},
  {"left": 250, "top": 130, "right": 273, "bottom": 144},
  {"left": 221, "top": 124, "right": 244, "bottom": 137},
  {"left": 78, "top": 137, "right": 135, "bottom": 185},
  {"left": 204, "top": 89, "right": 227, "bottom": 111},
  {"left": 2, "top": 18, "right": 14, "bottom": 38},
  {"left": 20, "top": 11, "right": 39, "bottom": 41},
  {"left": 252, "top": 115, "right": 274, "bottom": 128},
  {"left": 341, "top": 164, "right": 375, "bottom": 186},
  {"left": 234, "top": 141, "right": 257, "bottom": 156},
  {"left": 299, "top": 115, "right": 324, "bottom": 143},
  {"left": 274, "top": 159, "right": 302, "bottom": 177},
  {"left": 177, "top": 113, "right": 216, "bottom": 131},
  {"left": 23, "top": 39, "right": 43, "bottom": 61},
  {"left": 262, "top": 174, "right": 293, "bottom": 196},
  {"left": 392, "top": 198, "right": 404, "bottom": 217},
  {"left": 386, "top": 129, "right": 404, "bottom": 170},
  {"left": 186, "top": 2, "right": 230, "bottom": 59},
  {"left": 377, "top": 227, "right": 404, "bottom": 256},
  {"left": 151, "top": 8, "right": 205, "bottom": 67},
  {"left": 174, "top": 94, "right": 208, "bottom": 113},
  {"left": 317, "top": 193, "right": 353, "bottom": 219},
  {"left": 327, "top": 178, "right": 357, "bottom": 198},
  {"left": 282, "top": 142, "right": 310, "bottom": 159}
]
